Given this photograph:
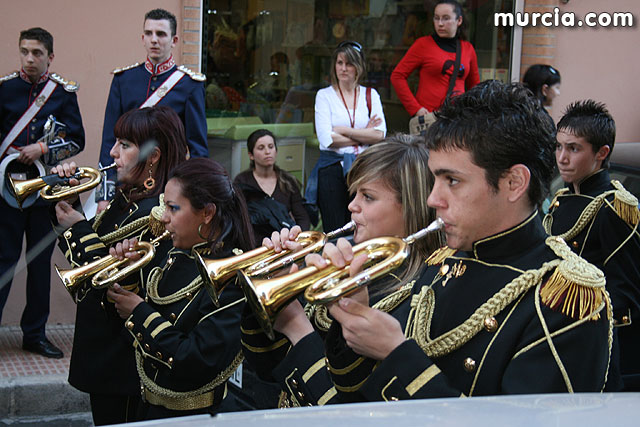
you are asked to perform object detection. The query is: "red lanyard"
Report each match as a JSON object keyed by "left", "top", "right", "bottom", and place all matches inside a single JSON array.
[{"left": 338, "top": 85, "right": 357, "bottom": 128}]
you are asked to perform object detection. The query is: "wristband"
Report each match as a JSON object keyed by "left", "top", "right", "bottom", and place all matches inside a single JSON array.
[{"left": 39, "top": 142, "right": 46, "bottom": 155}]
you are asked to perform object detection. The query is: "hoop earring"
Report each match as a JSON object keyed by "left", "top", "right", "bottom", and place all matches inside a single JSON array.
[
  {"left": 198, "top": 223, "right": 209, "bottom": 241},
  {"left": 144, "top": 162, "right": 156, "bottom": 190}
]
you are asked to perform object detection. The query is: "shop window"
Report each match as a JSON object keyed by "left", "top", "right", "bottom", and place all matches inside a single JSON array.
[{"left": 203, "top": 0, "right": 514, "bottom": 131}]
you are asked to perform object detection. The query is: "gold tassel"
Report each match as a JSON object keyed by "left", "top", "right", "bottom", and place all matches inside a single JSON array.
[
  {"left": 148, "top": 215, "right": 166, "bottom": 237},
  {"left": 425, "top": 246, "right": 457, "bottom": 266},
  {"left": 613, "top": 193, "right": 640, "bottom": 227},
  {"left": 540, "top": 268, "right": 607, "bottom": 321}
]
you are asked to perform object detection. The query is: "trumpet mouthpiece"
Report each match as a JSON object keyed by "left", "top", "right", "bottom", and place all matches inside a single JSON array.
[
  {"left": 403, "top": 218, "right": 445, "bottom": 244},
  {"left": 326, "top": 220, "right": 356, "bottom": 239}
]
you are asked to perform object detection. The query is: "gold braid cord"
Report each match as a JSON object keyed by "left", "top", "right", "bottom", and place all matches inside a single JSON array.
[
  {"left": 408, "top": 261, "right": 558, "bottom": 358},
  {"left": 304, "top": 281, "right": 415, "bottom": 331},
  {"left": 146, "top": 265, "right": 204, "bottom": 305},
  {"left": 543, "top": 191, "right": 613, "bottom": 240},
  {"left": 99, "top": 216, "right": 150, "bottom": 246},
  {"left": 408, "top": 237, "right": 609, "bottom": 359},
  {"left": 136, "top": 349, "right": 243, "bottom": 399}
]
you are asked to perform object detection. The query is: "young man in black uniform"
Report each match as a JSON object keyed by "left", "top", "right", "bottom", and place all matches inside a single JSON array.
[
  {"left": 313, "top": 81, "right": 613, "bottom": 401},
  {"left": 0, "top": 27, "right": 84, "bottom": 358},
  {"left": 544, "top": 100, "right": 640, "bottom": 391}
]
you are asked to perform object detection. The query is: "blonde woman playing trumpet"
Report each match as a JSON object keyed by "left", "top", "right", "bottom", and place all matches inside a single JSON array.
[{"left": 241, "top": 134, "right": 442, "bottom": 406}]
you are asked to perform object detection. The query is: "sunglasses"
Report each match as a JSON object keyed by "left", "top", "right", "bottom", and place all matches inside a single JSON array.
[{"left": 337, "top": 40, "right": 363, "bottom": 53}]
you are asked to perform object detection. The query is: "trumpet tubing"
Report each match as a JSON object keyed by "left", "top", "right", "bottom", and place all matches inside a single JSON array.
[
  {"left": 196, "top": 221, "right": 355, "bottom": 307},
  {"left": 10, "top": 166, "right": 104, "bottom": 209},
  {"left": 239, "top": 218, "right": 444, "bottom": 339}
]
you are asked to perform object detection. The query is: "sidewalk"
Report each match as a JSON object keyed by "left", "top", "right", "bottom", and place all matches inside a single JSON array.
[{"left": 0, "top": 324, "right": 91, "bottom": 425}]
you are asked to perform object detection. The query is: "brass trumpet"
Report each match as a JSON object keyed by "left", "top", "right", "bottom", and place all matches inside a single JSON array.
[
  {"left": 56, "top": 230, "right": 170, "bottom": 301},
  {"left": 195, "top": 221, "right": 355, "bottom": 306},
  {"left": 237, "top": 218, "right": 444, "bottom": 339},
  {"left": 9, "top": 163, "right": 115, "bottom": 209}
]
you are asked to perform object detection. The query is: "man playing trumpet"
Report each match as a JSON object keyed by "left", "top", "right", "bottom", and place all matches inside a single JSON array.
[{"left": 315, "top": 81, "right": 613, "bottom": 400}]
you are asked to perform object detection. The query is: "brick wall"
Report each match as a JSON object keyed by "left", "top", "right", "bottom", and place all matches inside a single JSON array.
[
  {"left": 520, "top": 0, "right": 559, "bottom": 79},
  {"left": 181, "top": 0, "right": 202, "bottom": 71}
]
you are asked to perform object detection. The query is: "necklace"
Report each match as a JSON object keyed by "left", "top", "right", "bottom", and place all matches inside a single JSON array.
[{"left": 338, "top": 84, "right": 357, "bottom": 128}]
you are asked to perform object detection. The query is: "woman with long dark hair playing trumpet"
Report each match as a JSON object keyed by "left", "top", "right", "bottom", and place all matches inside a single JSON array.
[
  {"left": 107, "top": 158, "right": 253, "bottom": 420},
  {"left": 241, "top": 134, "right": 442, "bottom": 406},
  {"left": 52, "top": 106, "right": 188, "bottom": 425}
]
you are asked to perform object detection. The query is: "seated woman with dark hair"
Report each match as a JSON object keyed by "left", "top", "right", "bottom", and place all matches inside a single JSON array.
[
  {"left": 234, "top": 129, "right": 310, "bottom": 243},
  {"left": 52, "top": 105, "right": 188, "bottom": 425},
  {"left": 241, "top": 134, "right": 442, "bottom": 407},
  {"left": 107, "top": 158, "right": 253, "bottom": 420}
]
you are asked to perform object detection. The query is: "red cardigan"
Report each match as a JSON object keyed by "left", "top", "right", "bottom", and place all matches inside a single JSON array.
[{"left": 391, "top": 35, "right": 480, "bottom": 115}]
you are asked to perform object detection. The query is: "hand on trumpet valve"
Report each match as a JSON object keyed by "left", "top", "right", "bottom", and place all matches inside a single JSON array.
[
  {"left": 50, "top": 161, "right": 80, "bottom": 186},
  {"left": 109, "top": 238, "right": 142, "bottom": 261},
  {"left": 263, "top": 225, "right": 303, "bottom": 253},
  {"left": 304, "top": 238, "right": 368, "bottom": 273},
  {"left": 107, "top": 283, "right": 143, "bottom": 319}
]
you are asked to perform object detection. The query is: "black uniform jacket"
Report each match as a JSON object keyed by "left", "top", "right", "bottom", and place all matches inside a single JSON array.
[
  {"left": 325, "top": 213, "right": 613, "bottom": 402},
  {"left": 126, "top": 241, "right": 244, "bottom": 415},
  {"left": 59, "top": 191, "right": 167, "bottom": 395},
  {"left": 545, "top": 169, "right": 640, "bottom": 389}
]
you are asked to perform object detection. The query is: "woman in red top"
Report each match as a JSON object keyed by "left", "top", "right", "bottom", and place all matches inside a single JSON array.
[{"left": 391, "top": 0, "right": 479, "bottom": 117}]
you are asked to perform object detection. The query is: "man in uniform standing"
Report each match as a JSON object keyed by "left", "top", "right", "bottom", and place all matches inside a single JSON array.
[
  {"left": 0, "top": 27, "right": 85, "bottom": 358},
  {"left": 309, "top": 81, "right": 612, "bottom": 401},
  {"left": 97, "top": 8, "right": 208, "bottom": 211},
  {"left": 545, "top": 100, "right": 640, "bottom": 391}
]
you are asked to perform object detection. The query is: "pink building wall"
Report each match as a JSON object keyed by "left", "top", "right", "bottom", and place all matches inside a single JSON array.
[{"left": 548, "top": 0, "right": 639, "bottom": 142}]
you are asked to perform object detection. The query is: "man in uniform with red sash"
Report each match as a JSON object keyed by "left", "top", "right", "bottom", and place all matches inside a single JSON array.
[
  {"left": 96, "top": 8, "right": 208, "bottom": 212},
  {"left": 0, "top": 27, "right": 85, "bottom": 358}
]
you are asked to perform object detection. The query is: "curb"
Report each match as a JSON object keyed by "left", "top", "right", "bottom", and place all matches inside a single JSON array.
[{"left": 0, "top": 374, "right": 90, "bottom": 418}]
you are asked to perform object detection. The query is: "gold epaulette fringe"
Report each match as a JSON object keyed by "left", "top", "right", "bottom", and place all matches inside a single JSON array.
[
  {"left": 149, "top": 194, "right": 166, "bottom": 237},
  {"left": 112, "top": 62, "right": 141, "bottom": 74},
  {"left": 0, "top": 71, "right": 19, "bottom": 84},
  {"left": 425, "top": 246, "right": 456, "bottom": 266},
  {"left": 540, "top": 237, "right": 609, "bottom": 321},
  {"left": 612, "top": 180, "right": 640, "bottom": 227}
]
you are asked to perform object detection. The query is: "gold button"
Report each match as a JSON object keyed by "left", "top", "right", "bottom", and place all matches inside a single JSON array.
[
  {"left": 144, "top": 343, "right": 151, "bottom": 352},
  {"left": 484, "top": 317, "right": 498, "bottom": 333},
  {"left": 126, "top": 321, "right": 134, "bottom": 330},
  {"left": 390, "top": 396, "right": 399, "bottom": 401},
  {"left": 291, "top": 379, "right": 298, "bottom": 386},
  {"left": 83, "top": 261, "right": 88, "bottom": 266},
  {"left": 129, "top": 208, "right": 133, "bottom": 214},
  {"left": 77, "top": 252, "right": 82, "bottom": 258},
  {"left": 136, "top": 333, "right": 143, "bottom": 340},
  {"left": 114, "top": 224, "right": 118, "bottom": 229},
  {"left": 168, "top": 357, "right": 174, "bottom": 366},
  {"left": 464, "top": 357, "right": 476, "bottom": 372},
  {"left": 70, "top": 242, "right": 77, "bottom": 249},
  {"left": 100, "top": 301, "right": 105, "bottom": 309},
  {"left": 439, "top": 264, "right": 450, "bottom": 276},
  {"left": 64, "top": 230, "right": 72, "bottom": 239},
  {"left": 296, "top": 391, "right": 304, "bottom": 399},
  {"left": 156, "top": 351, "right": 163, "bottom": 359},
  {"left": 553, "top": 201, "right": 560, "bottom": 208},
  {"left": 622, "top": 315, "right": 630, "bottom": 324},
  {"left": 169, "top": 313, "right": 177, "bottom": 321},
  {"left": 32, "top": 118, "right": 37, "bottom": 123},
  {"left": 572, "top": 241, "right": 579, "bottom": 248},
  {"left": 185, "top": 292, "right": 193, "bottom": 300}
]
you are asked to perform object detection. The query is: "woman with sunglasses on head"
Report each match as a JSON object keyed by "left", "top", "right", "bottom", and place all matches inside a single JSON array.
[
  {"left": 308, "top": 40, "right": 387, "bottom": 233},
  {"left": 51, "top": 106, "right": 188, "bottom": 425},
  {"left": 522, "top": 64, "right": 561, "bottom": 108},
  {"left": 234, "top": 129, "right": 310, "bottom": 243},
  {"left": 391, "top": 0, "right": 479, "bottom": 119},
  {"left": 242, "top": 134, "right": 442, "bottom": 406},
  {"left": 107, "top": 158, "right": 253, "bottom": 420}
]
